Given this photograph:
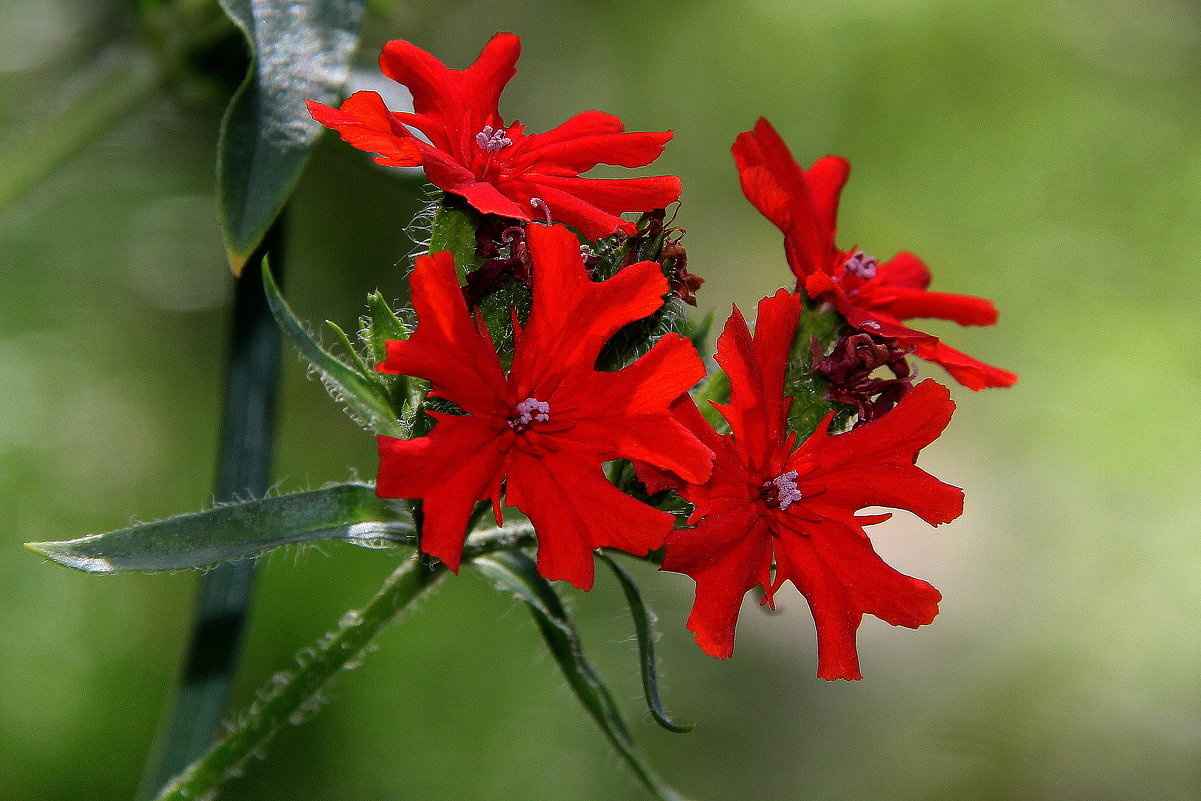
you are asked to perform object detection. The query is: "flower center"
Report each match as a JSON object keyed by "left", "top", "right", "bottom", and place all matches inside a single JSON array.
[
  {"left": 843, "top": 250, "right": 878, "bottom": 280},
  {"left": 759, "top": 470, "right": 802, "bottom": 511},
  {"left": 475, "top": 125, "right": 513, "bottom": 152},
  {"left": 507, "top": 397, "right": 550, "bottom": 433}
]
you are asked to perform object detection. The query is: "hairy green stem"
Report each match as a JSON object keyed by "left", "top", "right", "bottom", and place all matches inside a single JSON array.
[
  {"left": 138, "top": 221, "right": 286, "bottom": 799},
  {"left": 151, "top": 524, "right": 534, "bottom": 801},
  {"left": 153, "top": 554, "right": 448, "bottom": 801}
]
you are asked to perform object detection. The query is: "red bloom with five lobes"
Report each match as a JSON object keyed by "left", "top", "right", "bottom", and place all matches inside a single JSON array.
[
  {"left": 307, "top": 33, "right": 681, "bottom": 241},
  {"left": 375, "top": 223, "right": 713, "bottom": 590},
  {"left": 661, "top": 290, "right": 962, "bottom": 680},
  {"left": 732, "top": 118, "right": 1017, "bottom": 391}
]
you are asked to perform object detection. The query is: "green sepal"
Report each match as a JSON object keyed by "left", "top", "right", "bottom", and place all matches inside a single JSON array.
[
  {"left": 25, "top": 483, "right": 414, "bottom": 573},
  {"left": 471, "top": 551, "right": 692, "bottom": 801},
  {"left": 592, "top": 213, "right": 689, "bottom": 372},
  {"left": 216, "top": 0, "right": 367, "bottom": 272},
  {"left": 362, "top": 291, "right": 413, "bottom": 364},
  {"left": 596, "top": 552, "right": 695, "bottom": 734},
  {"left": 427, "top": 196, "right": 484, "bottom": 273},
  {"left": 263, "top": 264, "right": 407, "bottom": 438},
  {"left": 784, "top": 303, "right": 855, "bottom": 438},
  {"left": 690, "top": 369, "right": 731, "bottom": 435},
  {"left": 359, "top": 291, "right": 426, "bottom": 435},
  {"left": 476, "top": 278, "right": 532, "bottom": 372},
  {"left": 682, "top": 309, "right": 716, "bottom": 357}
]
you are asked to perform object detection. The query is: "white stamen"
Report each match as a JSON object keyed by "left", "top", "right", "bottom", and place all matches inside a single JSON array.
[
  {"left": 844, "top": 250, "right": 878, "bottom": 280},
  {"left": 529, "top": 196, "right": 553, "bottom": 224},
  {"left": 508, "top": 397, "right": 550, "bottom": 431},
  {"left": 770, "top": 470, "right": 803, "bottom": 511},
  {"left": 476, "top": 125, "right": 513, "bottom": 152}
]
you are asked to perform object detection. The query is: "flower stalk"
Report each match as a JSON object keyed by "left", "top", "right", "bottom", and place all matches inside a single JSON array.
[
  {"left": 151, "top": 524, "right": 533, "bottom": 801},
  {"left": 152, "top": 553, "right": 449, "bottom": 801}
]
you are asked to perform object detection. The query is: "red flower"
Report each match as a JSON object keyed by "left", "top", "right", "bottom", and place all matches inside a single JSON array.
[
  {"left": 732, "top": 118, "right": 1017, "bottom": 391},
  {"left": 307, "top": 33, "right": 681, "bottom": 241},
  {"left": 661, "top": 290, "right": 962, "bottom": 680},
  {"left": 375, "top": 223, "right": 713, "bottom": 590}
]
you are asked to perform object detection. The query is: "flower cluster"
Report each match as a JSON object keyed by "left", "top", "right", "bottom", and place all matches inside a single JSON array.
[{"left": 310, "top": 34, "right": 1015, "bottom": 679}]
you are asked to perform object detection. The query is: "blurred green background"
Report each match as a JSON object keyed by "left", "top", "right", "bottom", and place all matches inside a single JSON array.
[{"left": 2, "top": 0, "right": 1198, "bottom": 799}]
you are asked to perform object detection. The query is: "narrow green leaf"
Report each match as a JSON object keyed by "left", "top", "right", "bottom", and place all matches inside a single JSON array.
[
  {"left": 596, "top": 552, "right": 695, "bottom": 733},
  {"left": 362, "top": 291, "right": 413, "bottom": 364},
  {"left": 263, "top": 265, "right": 406, "bottom": 437},
  {"left": 26, "top": 483, "right": 413, "bottom": 573},
  {"left": 472, "top": 551, "right": 692, "bottom": 801},
  {"left": 325, "top": 320, "right": 373, "bottom": 376},
  {"left": 216, "top": 0, "right": 367, "bottom": 271}
]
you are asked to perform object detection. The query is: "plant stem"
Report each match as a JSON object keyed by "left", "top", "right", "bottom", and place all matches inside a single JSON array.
[
  {"left": 138, "top": 220, "right": 286, "bottom": 799},
  {"left": 152, "top": 553, "right": 450, "bottom": 801},
  {"left": 148, "top": 522, "right": 535, "bottom": 801}
]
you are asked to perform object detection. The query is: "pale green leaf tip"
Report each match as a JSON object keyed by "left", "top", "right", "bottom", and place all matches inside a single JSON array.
[{"left": 24, "top": 540, "right": 116, "bottom": 573}]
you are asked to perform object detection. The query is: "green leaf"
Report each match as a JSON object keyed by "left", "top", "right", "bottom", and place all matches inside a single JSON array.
[
  {"left": 785, "top": 303, "right": 855, "bottom": 438},
  {"left": 471, "top": 551, "right": 692, "bottom": 801},
  {"left": 26, "top": 483, "right": 413, "bottom": 573},
  {"left": 690, "top": 369, "right": 731, "bottom": 434},
  {"left": 217, "top": 0, "right": 367, "bottom": 272},
  {"left": 263, "top": 265, "right": 407, "bottom": 438},
  {"left": 428, "top": 196, "right": 484, "bottom": 271},
  {"left": 362, "top": 291, "right": 413, "bottom": 364},
  {"left": 596, "top": 552, "right": 695, "bottom": 734}
]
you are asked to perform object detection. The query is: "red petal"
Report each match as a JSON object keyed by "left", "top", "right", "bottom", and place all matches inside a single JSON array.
[
  {"left": 511, "top": 110, "right": 673, "bottom": 173},
  {"left": 512, "top": 225, "right": 668, "bottom": 386},
  {"left": 774, "top": 531, "right": 863, "bottom": 680},
  {"left": 662, "top": 508, "right": 772, "bottom": 659},
  {"left": 306, "top": 94, "right": 422, "bottom": 167},
  {"left": 732, "top": 119, "right": 848, "bottom": 279},
  {"left": 712, "top": 290, "right": 800, "bottom": 472},
  {"left": 379, "top": 33, "right": 518, "bottom": 154},
  {"left": 423, "top": 150, "right": 529, "bottom": 219},
  {"left": 379, "top": 251, "right": 508, "bottom": 417},
  {"left": 911, "top": 339, "right": 1019, "bottom": 391},
  {"left": 794, "top": 380, "right": 964, "bottom": 526},
  {"left": 562, "top": 334, "right": 713, "bottom": 483},
  {"left": 796, "top": 516, "right": 942, "bottom": 629},
  {"left": 375, "top": 416, "right": 507, "bottom": 572},
  {"left": 873, "top": 251, "right": 931, "bottom": 289},
  {"left": 865, "top": 287, "right": 1000, "bottom": 327},
  {"left": 513, "top": 174, "right": 681, "bottom": 240},
  {"left": 506, "top": 451, "right": 677, "bottom": 589}
]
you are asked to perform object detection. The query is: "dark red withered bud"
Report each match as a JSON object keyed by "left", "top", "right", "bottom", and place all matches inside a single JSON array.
[
  {"left": 618, "top": 208, "right": 703, "bottom": 306},
  {"left": 464, "top": 219, "right": 533, "bottom": 306},
  {"left": 812, "top": 331, "right": 915, "bottom": 426}
]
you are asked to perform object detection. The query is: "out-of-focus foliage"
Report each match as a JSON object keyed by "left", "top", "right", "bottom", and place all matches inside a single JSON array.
[{"left": 3, "top": 0, "right": 1200, "bottom": 799}]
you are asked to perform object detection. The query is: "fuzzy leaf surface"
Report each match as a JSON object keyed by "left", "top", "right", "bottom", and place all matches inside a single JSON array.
[
  {"left": 26, "top": 484, "right": 413, "bottom": 573},
  {"left": 264, "top": 265, "right": 406, "bottom": 437}
]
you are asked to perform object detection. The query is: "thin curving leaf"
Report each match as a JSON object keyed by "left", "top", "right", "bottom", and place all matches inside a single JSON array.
[
  {"left": 471, "top": 551, "right": 692, "bottom": 801},
  {"left": 596, "top": 551, "right": 695, "bottom": 733},
  {"left": 263, "top": 264, "right": 407, "bottom": 438},
  {"left": 26, "top": 483, "right": 413, "bottom": 573},
  {"left": 217, "top": 0, "right": 368, "bottom": 272}
]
